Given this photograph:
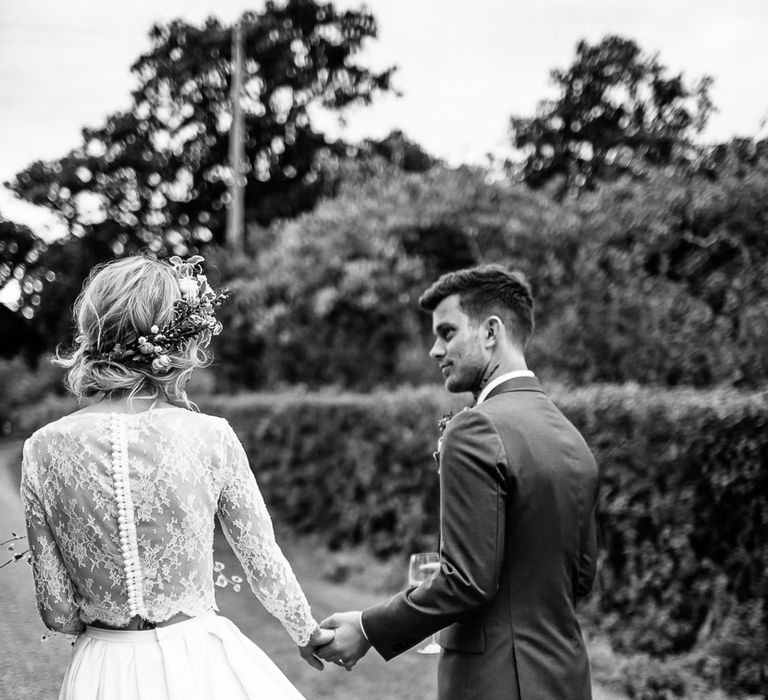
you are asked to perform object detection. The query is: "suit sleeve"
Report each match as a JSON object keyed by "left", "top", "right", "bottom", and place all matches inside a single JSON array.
[
  {"left": 362, "top": 409, "right": 508, "bottom": 660},
  {"left": 575, "top": 484, "right": 599, "bottom": 599}
]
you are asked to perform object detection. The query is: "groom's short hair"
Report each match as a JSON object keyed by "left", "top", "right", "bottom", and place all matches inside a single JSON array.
[{"left": 419, "top": 264, "right": 534, "bottom": 348}]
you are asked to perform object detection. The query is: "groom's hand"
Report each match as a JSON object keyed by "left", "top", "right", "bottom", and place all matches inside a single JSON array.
[
  {"left": 315, "top": 611, "right": 372, "bottom": 671},
  {"left": 298, "top": 626, "right": 336, "bottom": 671}
]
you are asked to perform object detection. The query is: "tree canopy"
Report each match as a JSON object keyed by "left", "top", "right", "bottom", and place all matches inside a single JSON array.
[
  {"left": 4, "top": 29, "right": 768, "bottom": 391},
  {"left": 204, "top": 148, "right": 768, "bottom": 391},
  {"left": 2, "top": 0, "right": 393, "bottom": 342},
  {"left": 9, "top": 1, "right": 394, "bottom": 251},
  {"left": 510, "top": 35, "right": 714, "bottom": 195}
]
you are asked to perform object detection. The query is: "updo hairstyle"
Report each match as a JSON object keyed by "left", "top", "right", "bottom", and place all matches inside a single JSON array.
[{"left": 55, "top": 256, "right": 210, "bottom": 408}]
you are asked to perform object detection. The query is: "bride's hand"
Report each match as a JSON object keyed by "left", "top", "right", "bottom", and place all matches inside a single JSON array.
[
  {"left": 298, "top": 626, "right": 336, "bottom": 670},
  {"left": 309, "top": 626, "right": 335, "bottom": 646}
]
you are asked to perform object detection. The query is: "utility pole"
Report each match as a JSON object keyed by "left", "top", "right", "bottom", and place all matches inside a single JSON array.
[{"left": 226, "top": 18, "right": 245, "bottom": 251}]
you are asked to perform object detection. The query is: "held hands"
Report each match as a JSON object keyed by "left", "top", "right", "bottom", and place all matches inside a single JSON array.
[
  {"left": 314, "top": 611, "right": 372, "bottom": 671},
  {"left": 298, "top": 626, "right": 336, "bottom": 671}
]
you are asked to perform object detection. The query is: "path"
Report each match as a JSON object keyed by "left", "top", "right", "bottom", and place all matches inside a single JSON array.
[{"left": 0, "top": 440, "right": 71, "bottom": 699}]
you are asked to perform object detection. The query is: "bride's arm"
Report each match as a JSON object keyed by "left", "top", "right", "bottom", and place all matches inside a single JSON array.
[
  {"left": 21, "top": 440, "right": 84, "bottom": 636},
  {"left": 216, "top": 422, "right": 318, "bottom": 647}
]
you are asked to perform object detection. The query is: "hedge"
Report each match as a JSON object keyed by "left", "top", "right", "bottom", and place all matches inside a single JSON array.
[
  {"left": 201, "top": 388, "right": 468, "bottom": 558},
  {"left": 201, "top": 384, "right": 767, "bottom": 694},
  {"left": 11, "top": 384, "right": 768, "bottom": 693},
  {"left": 554, "top": 385, "right": 768, "bottom": 695}
]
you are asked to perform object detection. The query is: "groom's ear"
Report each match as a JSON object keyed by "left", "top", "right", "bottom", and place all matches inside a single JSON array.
[{"left": 483, "top": 316, "right": 503, "bottom": 346}]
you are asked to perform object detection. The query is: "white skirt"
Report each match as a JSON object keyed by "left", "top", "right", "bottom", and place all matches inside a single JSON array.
[{"left": 59, "top": 611, "right": 306, "bottom": 700}]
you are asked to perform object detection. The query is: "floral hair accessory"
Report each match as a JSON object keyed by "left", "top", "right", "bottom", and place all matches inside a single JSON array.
[{"left": 88, "top": 255, "right": 230, "bottom": 373}]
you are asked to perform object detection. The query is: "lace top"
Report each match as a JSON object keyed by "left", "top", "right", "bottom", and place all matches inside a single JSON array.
[{"left": 20, "top": 407, "right": 318, "bottom": 646}]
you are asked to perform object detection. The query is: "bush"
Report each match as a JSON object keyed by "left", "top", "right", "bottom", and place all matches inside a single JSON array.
[
  {"left": 11, "top": 394, "right": 78, "bottom": 436},
  {"left": 558, "top": 385, "right": 768, "bottom": 696},
  {"left": 523, "top": 166, "right": 768, "bottom": 389},
  {"left": 1, "top": 361, "right": 218, "bottom": 437},
  {"left": 0, "top": 357, "right": 67, "bottom": 435},
  {"left": 555, "top": 386, "right": 767, "bottom": 657},
  {"left": 207, "top": 156, "right": 768, "bottom": 391},
  {"left": 201, "top": 388, "right": 469, "bottom": 556},
  {"left": 693, "top": 598, "right": 768, "bottom": 696}
]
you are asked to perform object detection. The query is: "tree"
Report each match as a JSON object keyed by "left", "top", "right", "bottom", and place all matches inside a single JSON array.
[
  {"left": 208, "top": 163, "right": 428, "bottom": 390},
  {"left": 515, "top": 155, "right": 768, "bottom": 388},
  {"left": 206, "top": 162, "right": 559, "bottom": 390},
  {"left": 358, "top": 130, "right": 436, "bottom": 173},
  {"left": 0, "top": 217, "right": 48, "bottom": 358},
  {"left": 3, "top": 0, "right": 393, "bottom": 354},
  {"left": 510, "top": 36, "right": 714, "bottom": 196}
]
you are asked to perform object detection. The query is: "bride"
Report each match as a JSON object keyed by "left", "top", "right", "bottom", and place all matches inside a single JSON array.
[{"left": 20, "top": 255, "right": 332, "bottom": 699}]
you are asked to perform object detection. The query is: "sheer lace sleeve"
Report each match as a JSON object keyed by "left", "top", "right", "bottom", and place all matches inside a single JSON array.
[
  {"left": 216, "top": 423, "right": 317, "bottom": 646},
  {"left": 21, "top": 439, "right": 84, "bottom": 636}
]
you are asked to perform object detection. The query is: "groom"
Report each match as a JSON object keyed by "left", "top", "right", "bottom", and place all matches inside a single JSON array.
[{"left": 314, "top": 264, "right": 599, "bottom": 699}]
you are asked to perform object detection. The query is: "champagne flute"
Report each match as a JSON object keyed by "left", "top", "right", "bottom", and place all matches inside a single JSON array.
[{"left": 408, "top": 552, "right": 441, "bottom": 654}]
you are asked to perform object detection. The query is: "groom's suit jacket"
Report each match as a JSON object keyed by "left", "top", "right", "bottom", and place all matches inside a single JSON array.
[{"left": 361, "top": 377, "right": 599, "bottom": 700}]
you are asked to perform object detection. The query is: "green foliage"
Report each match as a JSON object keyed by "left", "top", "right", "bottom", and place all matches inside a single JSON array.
[
  {"left": 8, "top": 383, "right": 767, "bottom": 694},
  {"left": 523, "top": 163, "right": 768, "bottom": 388},
  {"left": 695, "top": 598, "right": 768, "bottom": 695},
  {"left": 0, "top": 357, "right": 67, "bottom": 434},
  {"left": 200, "top": 388, "right": 468, "bottom": 556},
  {"left": 3, "top": 0, "right": 393, "bottom": 354},
  {"left": 622, "top": 657, "right": 688, "bottom": 699},
  {"left": 556, "top": 387, "right": 767, "bottom": 655},
  {"left": 206, "top": 165, "right": 479, "bottom": 389},
  {"left": 4, "top": 28, "right": 767, "bottom": 394},
  {"left": 199, "top": 385, "right": 766, "bottom": 694},
  {"left": 0, "top": 218, "right": 47, "bottom": 355},
  {"left": 0, "top": 218, "right": 40, "bottom": 290},
  {"left": 510, "top": 35, "right": 713, "bottom": 195},
  {"left": 7, "top": 145, "right": 768, "bottom": 390},
  {"left": 0, "top": 304, "right": 41, "bottom": 361},
  {"left": 356, "top": 130, "right": 436, "bottom": 174},
  {"left": 209, "top": 154, "right": 768, "bottom": 390},
  {"left": 207, "top": 163, "right": 558, "bottom": 389},
  {"left": 5, "top": 30, "right": 767, "bottom": 397},
  {"left": 9, "top": 1, "right": 393, "bottom": 249}
]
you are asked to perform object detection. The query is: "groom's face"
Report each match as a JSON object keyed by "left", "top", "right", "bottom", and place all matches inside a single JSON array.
[{"left": 429, "top": 294, "right": 488, "bottom": 393}]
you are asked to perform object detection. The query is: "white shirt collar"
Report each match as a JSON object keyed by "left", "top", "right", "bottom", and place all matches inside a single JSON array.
[{"left": 476, "top": 370, "right": 535, "bottom": 405}]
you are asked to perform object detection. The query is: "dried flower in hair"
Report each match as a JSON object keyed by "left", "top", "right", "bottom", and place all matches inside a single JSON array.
[
  {"left": 91, "top": 255, "right": 229, "bottom": 374},
  {"left": 151, "top": 355, "right": 173, "bottom": 373},
  {"left": 178, "top": 277, "right": 199, "bottom": 303}
]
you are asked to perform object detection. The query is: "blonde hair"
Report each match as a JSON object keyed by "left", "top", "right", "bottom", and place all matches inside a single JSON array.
[{"left": 55, "top": 256, "right": 211, "bottom": 408}]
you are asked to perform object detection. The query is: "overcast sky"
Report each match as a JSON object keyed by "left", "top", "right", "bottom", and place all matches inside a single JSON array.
[{"left": 1, "top": 0, "right": 767, "bottom": 237}]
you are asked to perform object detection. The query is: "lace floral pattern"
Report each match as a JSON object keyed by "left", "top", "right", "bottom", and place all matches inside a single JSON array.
[{"left": 20, "top": 408, "right": 317, "bottom": 646}]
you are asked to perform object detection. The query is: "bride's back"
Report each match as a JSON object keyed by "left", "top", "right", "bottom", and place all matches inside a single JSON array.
[
  {"left": 20, "top": 255, "right": 319, "bottom": 699},
  {"left": 23, "top": 407, "right": 240, "bottom": 630}
]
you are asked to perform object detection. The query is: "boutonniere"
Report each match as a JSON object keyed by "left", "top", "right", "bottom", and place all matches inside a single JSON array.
[
  {"left": 437, "top": 412, "right": 453, "bottom": 435},
  {"left": 433, "top": 408, "right": 470, "bottom": 469}
]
